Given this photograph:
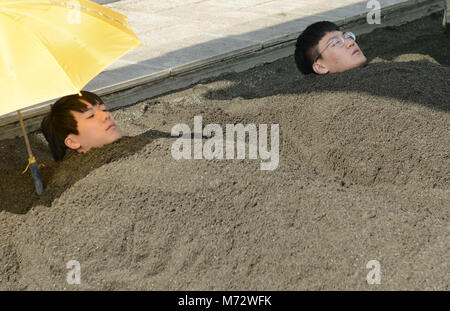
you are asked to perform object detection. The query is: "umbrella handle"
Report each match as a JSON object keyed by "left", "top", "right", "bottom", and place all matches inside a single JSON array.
[
  {"left": 17, "top": 110, "right": 44, "bottom": 196},
  {"left": 29, "top": 157, "right": 44, "bottom": 195}
]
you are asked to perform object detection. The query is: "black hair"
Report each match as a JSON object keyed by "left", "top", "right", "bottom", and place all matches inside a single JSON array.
[
  {"left": 294, "top": 21, "right": 340, "bottom": 75},
  {"left": 41, "top": 91, "right": 104, "bottom": 161}
]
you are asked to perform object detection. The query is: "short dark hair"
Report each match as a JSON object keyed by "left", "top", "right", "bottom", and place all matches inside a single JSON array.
[
  {"left": 41, "top": 91, "right": 104, "bottom": 161},
  {"left": 294, "top": 21, "right": 340, "bottom": 75}
]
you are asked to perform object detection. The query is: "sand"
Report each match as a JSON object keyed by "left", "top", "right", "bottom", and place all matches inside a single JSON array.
[{"left": 0, "top": 12, "right": 449, "bottom": 290}]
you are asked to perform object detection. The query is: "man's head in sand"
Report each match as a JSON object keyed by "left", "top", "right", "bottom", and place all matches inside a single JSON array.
[
  {"left": 294, "top": 21, "right": 367, "bottom": 75},
  {"left": 41, "top": 91, "right": 122, "bottom": 161}
]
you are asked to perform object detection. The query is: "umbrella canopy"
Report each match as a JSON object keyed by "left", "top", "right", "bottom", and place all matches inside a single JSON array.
[{"left": 0, "top": 0, "right": 142, "bottom": 116}]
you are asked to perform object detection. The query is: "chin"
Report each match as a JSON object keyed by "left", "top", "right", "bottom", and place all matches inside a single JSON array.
[
  {"left": 111, "top": 136, "right": 122, "bottom": 144},
  {"left": 112, "top": 132, "right": 122, "bottom": 142},
  {"left": 353, "top": 53, "right": 368, "bottom": 67},
  {"left": 357, "top": 56, "right": 368, "bottom": 67},
  {"left": 109, "top": 128, "right": 122, "bottom": 142}
]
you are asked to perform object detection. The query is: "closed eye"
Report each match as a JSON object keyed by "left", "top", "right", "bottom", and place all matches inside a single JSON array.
[{"left": 329, "top": 39, "right": 338, "bottom": 47}]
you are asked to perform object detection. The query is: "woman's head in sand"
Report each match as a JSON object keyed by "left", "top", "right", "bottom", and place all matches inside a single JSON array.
[
  {"left": 41, "top": 91, "right": 122, "bottom": 161},
  {"left": 294, "top": 21, "right": 367, "bottom": 75}
]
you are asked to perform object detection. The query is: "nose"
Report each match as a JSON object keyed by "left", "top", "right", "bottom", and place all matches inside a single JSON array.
[{"left": 346, "top": 38, "right": 355, "bottom": 48}]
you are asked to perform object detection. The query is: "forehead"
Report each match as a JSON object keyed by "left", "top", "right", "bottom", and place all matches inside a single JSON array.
[
  {"left": 79, "top": 99, "right": 93, "bottom": 110},
  {"left": 70, "top": 100, "right": 100, "bottom": 119}
]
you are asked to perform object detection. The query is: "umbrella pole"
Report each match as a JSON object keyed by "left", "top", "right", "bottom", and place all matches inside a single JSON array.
[{"left": 17, "top": 110, "right": 44, "bottom": 195}]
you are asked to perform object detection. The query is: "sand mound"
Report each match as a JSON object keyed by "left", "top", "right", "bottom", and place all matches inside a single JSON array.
[
  {"left": 1, "top": 13, "right": 449, "bottom": 290},
  {"left": 245, "top": 61, "right": 449, "bottom": 188},
  {"left": 8, "top": 139, "right": 449, "bottom": 290},
  {"left": 1, "top": 60, "right": 447, "bottom": 290},
  {"left": 196, "top": 61, "right": 449, "bottom": 188}
]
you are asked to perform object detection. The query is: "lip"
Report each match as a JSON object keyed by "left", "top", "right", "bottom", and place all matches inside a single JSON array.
[
  {"left": 106, "top": 124, "right": 116, "bottom": 131},
  {"left": 352, "top": 49, "right": 360, "bottom": 56}
]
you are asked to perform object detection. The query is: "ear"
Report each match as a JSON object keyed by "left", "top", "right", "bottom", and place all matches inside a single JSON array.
[
  {"left": 64, "top": 134, "right": 81, "bottom": 150},
  {"left": 312, "top": 61, "right": 329, "bottom": 75}
]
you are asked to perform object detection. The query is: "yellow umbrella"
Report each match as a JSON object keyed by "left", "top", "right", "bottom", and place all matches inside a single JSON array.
[{"left": 0, "top": 0, "right": 143, "bottom": 194}]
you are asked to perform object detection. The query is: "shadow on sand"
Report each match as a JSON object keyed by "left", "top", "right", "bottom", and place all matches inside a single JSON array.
[{"left": 0, "top": 130, "right": 172, "bottom": 215}]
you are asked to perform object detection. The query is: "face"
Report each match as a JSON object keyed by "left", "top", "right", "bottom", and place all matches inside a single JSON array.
[
  {"left": 313, "top": 30, "right": 367, "bottom": 74},
  {"left": 66, "top": 100, "right": 122, "bottom": 153}
]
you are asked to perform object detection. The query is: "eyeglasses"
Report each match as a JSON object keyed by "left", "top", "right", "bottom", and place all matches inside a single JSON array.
[{"left": 313, "top": 31, "right": 357, "bottom": 63}]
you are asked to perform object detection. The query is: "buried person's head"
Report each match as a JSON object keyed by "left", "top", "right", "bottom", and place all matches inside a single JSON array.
[
  {"left": 294, "top": 21, "right": 367, "bottom": 75},
  {"left": 41, "top": 91, "right": 122, "bottom": 161}
]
